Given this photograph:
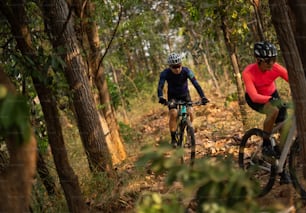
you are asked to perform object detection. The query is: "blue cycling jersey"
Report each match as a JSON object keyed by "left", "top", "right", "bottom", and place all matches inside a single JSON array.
[{"left": 157, "top": 66, "right": 205, "bottom": 99}]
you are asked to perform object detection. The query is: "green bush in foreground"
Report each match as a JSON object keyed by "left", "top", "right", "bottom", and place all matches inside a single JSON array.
[{"left": 136, "top": 143, "right": 277, "bottom": 213}]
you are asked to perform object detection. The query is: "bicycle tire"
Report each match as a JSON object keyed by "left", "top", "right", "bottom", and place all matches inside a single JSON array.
[
  {"left": 187, "top": 125, "right": 196, "bottom": 166},
  {"left": 238, "top": 128, "right": 276, "bottom": 197},
  {"left": 176, "top": 122, "right": 185, "bottom": 164},
  {"left": 289, "top": 137, "right": 306, "bottom": 199},
  {"left": 177, "top": 121, "right": 196, "bottom": 166}
]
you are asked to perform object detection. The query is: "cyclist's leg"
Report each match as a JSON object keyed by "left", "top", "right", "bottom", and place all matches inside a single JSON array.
[
  {"left": 262, "top": 102, "right": 279, "bottom": 135},
  {"left": 245, "top": 93, "right": 274, "bottom": 150},
  {"left": 168, "top": 99, "right": 178, "bottom": 146},
  {"left": 262, "top": 101, "right": 291, "bottom": 183},
  {"left": 262, "top": 90, "right": 283, "bottom": 135}
]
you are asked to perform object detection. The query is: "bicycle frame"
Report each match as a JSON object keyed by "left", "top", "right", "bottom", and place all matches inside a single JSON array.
[
  {"left": 175, "top": 102, "right": 192, "bottom": 145},
  {"left": 274, "top": 115, "right": 297, "bottom": 173}
]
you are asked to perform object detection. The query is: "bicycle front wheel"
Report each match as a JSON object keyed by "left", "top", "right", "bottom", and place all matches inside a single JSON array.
[
  {"left": 177, "top": 123, "right": 196, "bottom": 166},
  {"left": 289, "top": 138, "right": 306, "bottom": 199},
  {"left": 238, "top": 128, "right": 276, "bottom": 197},
  {"left": 187, "top": 125, "right": 196, "bottom": 166}
]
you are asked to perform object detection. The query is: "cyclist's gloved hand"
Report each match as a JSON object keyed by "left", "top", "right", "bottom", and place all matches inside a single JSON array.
[
  {"left": 159, "top": 97, "right": 167, "bottom": 105},
  {"left": 269, "top": 97, "right": 281, "bottom": 106},
  {"left": 201, "top": 97, "right": 209, "bottom": 105}
]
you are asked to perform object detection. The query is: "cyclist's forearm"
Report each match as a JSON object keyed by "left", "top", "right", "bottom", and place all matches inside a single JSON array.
[{"left": 157, "top": 80, "right": 165, "bottom": 97}]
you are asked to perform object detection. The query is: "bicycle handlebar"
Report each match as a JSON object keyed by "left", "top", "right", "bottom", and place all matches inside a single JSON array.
[{"left": 163, "top": 100, "right": 203, "bottom": 107}]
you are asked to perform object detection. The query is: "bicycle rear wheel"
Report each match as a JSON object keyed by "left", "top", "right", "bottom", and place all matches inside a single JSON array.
[
  {"left": 238, "top": 128, "right": 276, "bottom": 197},
  {"left": 289, "top": 138, "right": 306, "bottom": 199}
]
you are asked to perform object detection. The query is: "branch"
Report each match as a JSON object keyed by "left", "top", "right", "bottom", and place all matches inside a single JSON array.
[{"left": 96, "top": 2, "right": 123, "bottom": 72}]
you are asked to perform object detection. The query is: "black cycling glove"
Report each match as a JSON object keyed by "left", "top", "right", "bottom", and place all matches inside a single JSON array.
[
  {"left": 159, "top": 97, "right": 167, "bottom": 105},
  {"left": 269, "top": 97, "right": 281, "bottom": 106},
  {"left": 201, "top": 97, "right": 209, "bottom": 105}
]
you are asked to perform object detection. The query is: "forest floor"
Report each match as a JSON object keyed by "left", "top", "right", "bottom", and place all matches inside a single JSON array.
[{"left": 101, "top": 88, "right": 305, "bottom": 213}]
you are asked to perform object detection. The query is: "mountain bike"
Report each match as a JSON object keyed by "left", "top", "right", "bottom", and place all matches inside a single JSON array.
[
  {"left": 238, "top": 103, "right": 306, "bottom": 198},
  {"left": 165, "top": 100, "right": 202, "bottom": 166}
]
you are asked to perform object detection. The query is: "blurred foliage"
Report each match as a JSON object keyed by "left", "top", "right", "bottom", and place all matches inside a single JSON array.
[
  {"left": 224, "top": 92, "right": 238, "bottom": 107},
  {"left": 0, "top": 87, "right": 31, "bottom": 144},
  {"left": 119, "top": 121, "right": 142, "bottom": 144},
  {"left": 136, "top": 143, "right": 277, "bottom": 213}
]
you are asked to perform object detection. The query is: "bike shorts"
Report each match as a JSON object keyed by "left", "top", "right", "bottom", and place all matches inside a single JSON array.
[
  {"left": 168, "top": 93, "right": 191, "bottom": 110},
  {"left": 245, "top": 90, "right": 287, "bottom": 123}
]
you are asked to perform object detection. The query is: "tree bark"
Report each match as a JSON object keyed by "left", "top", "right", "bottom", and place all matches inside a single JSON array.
[
  {"left": 37, "top": 152, "right": 56, "bottom": 196},
  {"left": 42, "top": 0, "right": 114, "bottom": 173},
  {"left": 220, "top": 4, "right": 248, "bottom": 128},
  {"left": 79, "top": 0, "right": 127, "bottom": 165},
  {"left": 269, "top": 0, "right": 306, "bottom": 167},
  {"left": 250, "top": 0, "right": 265, "bottom": 40},
  {"left": 0, "top": 66, "right": 37, "bottom": 213},
  {"left": 287, "top": 0, "right": 306, "bottom": 76},
  {"left": 0, "top": 1, "right": 89, "bottom": 212},
  {"left": 33, "top": 79, "right": 89, "bottom": 212}
]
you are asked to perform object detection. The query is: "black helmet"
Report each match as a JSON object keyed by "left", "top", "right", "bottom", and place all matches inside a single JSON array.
[{"left": 254, "top": 41, "right": 277, "bottom": 58}]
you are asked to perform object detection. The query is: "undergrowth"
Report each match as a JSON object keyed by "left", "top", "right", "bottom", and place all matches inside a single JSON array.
[{"left": 28, "top": 77, "right": 291, "bottom": 212}]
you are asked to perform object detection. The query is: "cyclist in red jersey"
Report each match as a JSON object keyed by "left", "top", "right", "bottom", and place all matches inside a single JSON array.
[{"left": 242, "top": 41, "right": 290, "bottom": 184}]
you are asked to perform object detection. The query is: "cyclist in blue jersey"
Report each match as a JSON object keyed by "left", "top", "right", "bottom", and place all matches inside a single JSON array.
[{"left": 157, "top": 52, "right": 209, "bottom": 147}]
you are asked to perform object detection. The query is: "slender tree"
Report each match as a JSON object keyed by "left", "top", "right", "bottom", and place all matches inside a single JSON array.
[
  {"left": 42, "top": 0, "right": 114, "bottom": 173},
  {"left": 269, "top": 0, "right": 306, "bottom": 167},
  {"left": 0, "top": 66, "right": 37, "bottom": 212},
  {"left": 0, "top": 1, "right": 89, "bottom": 211},
  {"left": 72, "top": 0, "right": 127, "bottom": 165}
]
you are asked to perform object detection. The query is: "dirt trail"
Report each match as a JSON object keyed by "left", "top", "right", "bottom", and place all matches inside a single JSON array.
[{"left": 137, "top": 97, "right": 306, "bottom": 212}]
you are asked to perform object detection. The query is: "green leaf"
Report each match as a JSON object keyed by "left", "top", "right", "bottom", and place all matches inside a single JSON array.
[{"left": 0, "top": 94, "right": 16, "bottom": 129}]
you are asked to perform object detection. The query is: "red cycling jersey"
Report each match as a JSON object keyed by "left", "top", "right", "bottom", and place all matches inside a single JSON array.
[{"left": 242, "top": 62, "right": 288, "bottom": 104}]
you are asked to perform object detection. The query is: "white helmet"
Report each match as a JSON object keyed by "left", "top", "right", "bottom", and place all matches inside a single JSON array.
[{"left": 167, "top": 53, "right": 182, "bottom": 65}]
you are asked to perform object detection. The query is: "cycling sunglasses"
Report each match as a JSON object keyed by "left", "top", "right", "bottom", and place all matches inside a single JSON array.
[
  {"left": 170, "top": 64, "right": 182, "bottom": 69},
  {"left": 261, "top": 57, "right": 276, "bottom": 64}
]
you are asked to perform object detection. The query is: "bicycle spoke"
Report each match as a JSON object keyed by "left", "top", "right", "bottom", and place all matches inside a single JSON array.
[{"left": 239, "top": 128, "right": 276, "bottom": 197}]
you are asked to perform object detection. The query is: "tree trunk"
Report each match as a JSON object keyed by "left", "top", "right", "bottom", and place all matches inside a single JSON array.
[
  {"left": 0, "top": 150, "right": 9, "bottom": 173},
  {"left": 269, "top": 0, "right": 306, "bottom": 169},
  {"left": 42, "top": 0, "right": 114, "bottom": 173},
  {"left": 0, "top": 66, "right": 37, "bottom": 213},
  {"left": 220, "top": 6, "right": 248, "bottom": 128},
  {"left": 287, "top": 0, "right": 306, "bottom": 76},
  {"left": 111, "top": 64, "right": 130, "bottom": 124},
  {"left": 37, "top": 152, "right": 56, "bottom": 196},
  {"left": 33, "top": 79, "right": 89, "bottom": 212},
  {"left": 79, "top": 0, "right": 127, "bottom": 164},
  {"left": 250, "top": 0, "right": 265, "bottom": 40},
  {"left": 202, "top": 52, "right": 221, "bottom": 94},
  {"left": 0, "top": 1, "right": 89, "bottom": 211}
]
